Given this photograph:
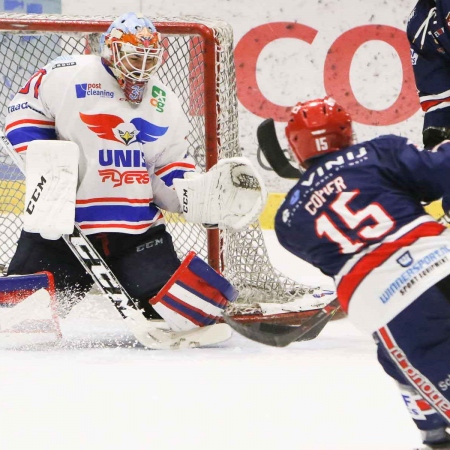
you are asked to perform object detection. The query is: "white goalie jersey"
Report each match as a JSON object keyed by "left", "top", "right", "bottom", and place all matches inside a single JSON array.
[{"left": 5, "top": 54, "right": 196, "bottom": 235}]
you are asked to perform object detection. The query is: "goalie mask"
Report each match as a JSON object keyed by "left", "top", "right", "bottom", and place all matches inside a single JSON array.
[
  {"left": 101, "top": 12, "right": 163, "bottom": 104},
  {"left": 285, "top": 97, "right": 353, "bottom": 166}
]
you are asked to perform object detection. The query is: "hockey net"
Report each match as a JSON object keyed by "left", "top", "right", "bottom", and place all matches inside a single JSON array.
[{"left": 0, "top": 13, "right": 324, "bottom": 318}]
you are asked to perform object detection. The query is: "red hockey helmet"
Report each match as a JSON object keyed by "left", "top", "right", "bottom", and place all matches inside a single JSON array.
[{"left": 285, "top": 97, "right": 353, "bottom": 166}]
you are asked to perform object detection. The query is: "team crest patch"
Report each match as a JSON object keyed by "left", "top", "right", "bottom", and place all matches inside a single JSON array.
[
  {"left": 80, "top": 112, "right": 168, "bottom": 146},
  {"left": 446, "top": 12, "right": 450, "bottom": 29}
]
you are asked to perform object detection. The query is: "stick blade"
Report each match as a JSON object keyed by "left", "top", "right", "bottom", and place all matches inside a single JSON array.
[
  {"left": 222, "top": 314, "right": 303, "bottom": 347},
  {"left": 223, "top": 299, "right": 341, "bottom": 347}
]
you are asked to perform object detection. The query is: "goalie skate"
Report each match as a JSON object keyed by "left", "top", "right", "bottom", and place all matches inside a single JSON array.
[{"left": 124, "top": 309, "right": 232, "bottom": 349}]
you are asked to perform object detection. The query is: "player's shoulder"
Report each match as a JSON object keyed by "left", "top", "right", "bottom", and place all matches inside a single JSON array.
[
  {"left": 147, "top": 76, "right": 179, "bottom": 100},
  {"left": 437, "top": 0, "right": 450, "bottom": 12},
  {"left": 407, "top": 0, "right": 434, "bottom": 35},
  {"left": 357, "top": 135, "right": 414, "bottom": 158},
  {"left": 145, "top": 76, "right": 183, "bottom": 114},
  {"left": 352, "top": 134, "right": 408, "bottom": 153},
  {"left": 362, "top": 135, "right": 422, "bottom": 164},
  {"left": 370, "top": 134, "right": 409, "bottom": 145},
  {"left": 44, "top": 54, "right": 100, "bottom": 74}
]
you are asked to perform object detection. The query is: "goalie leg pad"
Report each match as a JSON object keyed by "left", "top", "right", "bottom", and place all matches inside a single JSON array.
[
  {"left": 150, "top": 252, "right": 238, "bottom": 331},
  {"left": 0, "top": 272, "right": 56, "bottom": 305},
  {"left": 0, "top": 272, "right": 61, "bottom": 337}
]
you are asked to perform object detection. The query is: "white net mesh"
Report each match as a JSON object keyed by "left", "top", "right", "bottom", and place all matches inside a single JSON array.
[{"left": 0, "top": 13, "right": 321, "bottom": 312}]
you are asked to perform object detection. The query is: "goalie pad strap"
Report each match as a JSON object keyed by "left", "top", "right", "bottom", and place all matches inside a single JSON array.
[
  {"left": 187, "top": 256, "right": 239, "bottom": 302},
  {"left": 150, "top": 252, "right": 238, "bottom": 331}
]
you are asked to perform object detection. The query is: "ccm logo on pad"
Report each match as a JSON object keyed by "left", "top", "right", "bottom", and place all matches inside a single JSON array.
[{"left": 26, "top": 175, "right": 46, "bottom": 215}]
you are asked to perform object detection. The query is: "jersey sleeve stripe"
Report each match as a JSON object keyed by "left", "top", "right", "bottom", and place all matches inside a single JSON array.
[
  {"left": 159, "top": 169, "right": 195, "bottom": 187},
  {"left": 15, "top": 145, "right": 28, "bottom": 153},
  {"left": 154, "top": 161, "right": 196, "bottom": 177},
  {"left": 421, "top": 99, "right": 450, "bottom": 113},
  {"left": 5, "top": 118, "right": 55, "bottom": 131},
  {"left": 7, "top": 127, "right": 57, "bottom": 146},
  {"left": 419, "top": 89, "right": 450, "bottom": 112}
]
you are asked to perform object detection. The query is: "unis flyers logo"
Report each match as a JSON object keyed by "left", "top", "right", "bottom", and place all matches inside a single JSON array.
[{"left": 80, "top": 112, "right": 169, "bottom": 187}]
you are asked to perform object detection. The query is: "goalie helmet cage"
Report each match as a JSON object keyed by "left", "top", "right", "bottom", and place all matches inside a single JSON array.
[{"left": 0, "top": 13, "right": 319, "bottom": 311}]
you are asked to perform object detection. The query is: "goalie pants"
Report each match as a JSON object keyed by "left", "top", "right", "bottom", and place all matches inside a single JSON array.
[
  {"left": 7, "top": 225, "right": 181, "bottom": 318},
  {"left": 374, "top": 275, "right": 450, "bottom": 432}
]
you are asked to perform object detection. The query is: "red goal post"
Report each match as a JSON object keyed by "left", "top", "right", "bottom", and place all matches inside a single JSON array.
[{"left": 0, "top": 13, "right": 321, "bottom": 315}]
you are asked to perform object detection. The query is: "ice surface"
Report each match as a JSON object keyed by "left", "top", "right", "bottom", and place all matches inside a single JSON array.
[{"left": 0, "top": 231, "right": 425, "bottom": 450}]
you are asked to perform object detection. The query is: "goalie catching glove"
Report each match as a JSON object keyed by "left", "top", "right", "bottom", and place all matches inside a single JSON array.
[{"left": 173, "top": 157, "right": 267, "bottom": 231}]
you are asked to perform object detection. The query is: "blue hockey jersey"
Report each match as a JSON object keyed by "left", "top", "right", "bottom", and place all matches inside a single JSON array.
[
  {"left": 275, "top": 135, "right": 450, "bottom": 332},
  {"left": 407, "top": 0, "right": 450, "bottom": 129}
]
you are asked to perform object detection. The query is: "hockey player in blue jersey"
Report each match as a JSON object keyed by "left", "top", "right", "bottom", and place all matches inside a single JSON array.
[
  {"left": 407, "top": 0, "right": 450, "bottom": 148},
  {"left": 275, "top": 97, "right": 450, "bottom": 448}
]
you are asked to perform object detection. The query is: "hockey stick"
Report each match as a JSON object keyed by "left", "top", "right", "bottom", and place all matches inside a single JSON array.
[
  {"left": 257, "top": 118, "right": 302, "bottom": 179},
  {"left": 0, "top": 134, "right": 232, "bottom": 349},
  {"left": 222, "top": 298, "right": 340, "bottom": 347},
  {"left": 255, "top": 118, "right": 337, "bottom": 341}
]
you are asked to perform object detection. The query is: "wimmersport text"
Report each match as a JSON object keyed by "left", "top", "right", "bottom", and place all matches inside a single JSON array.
[{"left": 379, "top": 246, "right": 450, "bottom": 304}]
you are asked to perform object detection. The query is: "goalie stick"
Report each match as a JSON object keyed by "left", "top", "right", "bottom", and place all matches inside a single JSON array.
[
  {"left": 222, "top": 299, "right": 340, "bottom": 347},
  {"left": 0, "top": 134, "right": 232, "bottom": 350},
  {"left": 257, "top": 118, "right": 302, "bottom": 179}
]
